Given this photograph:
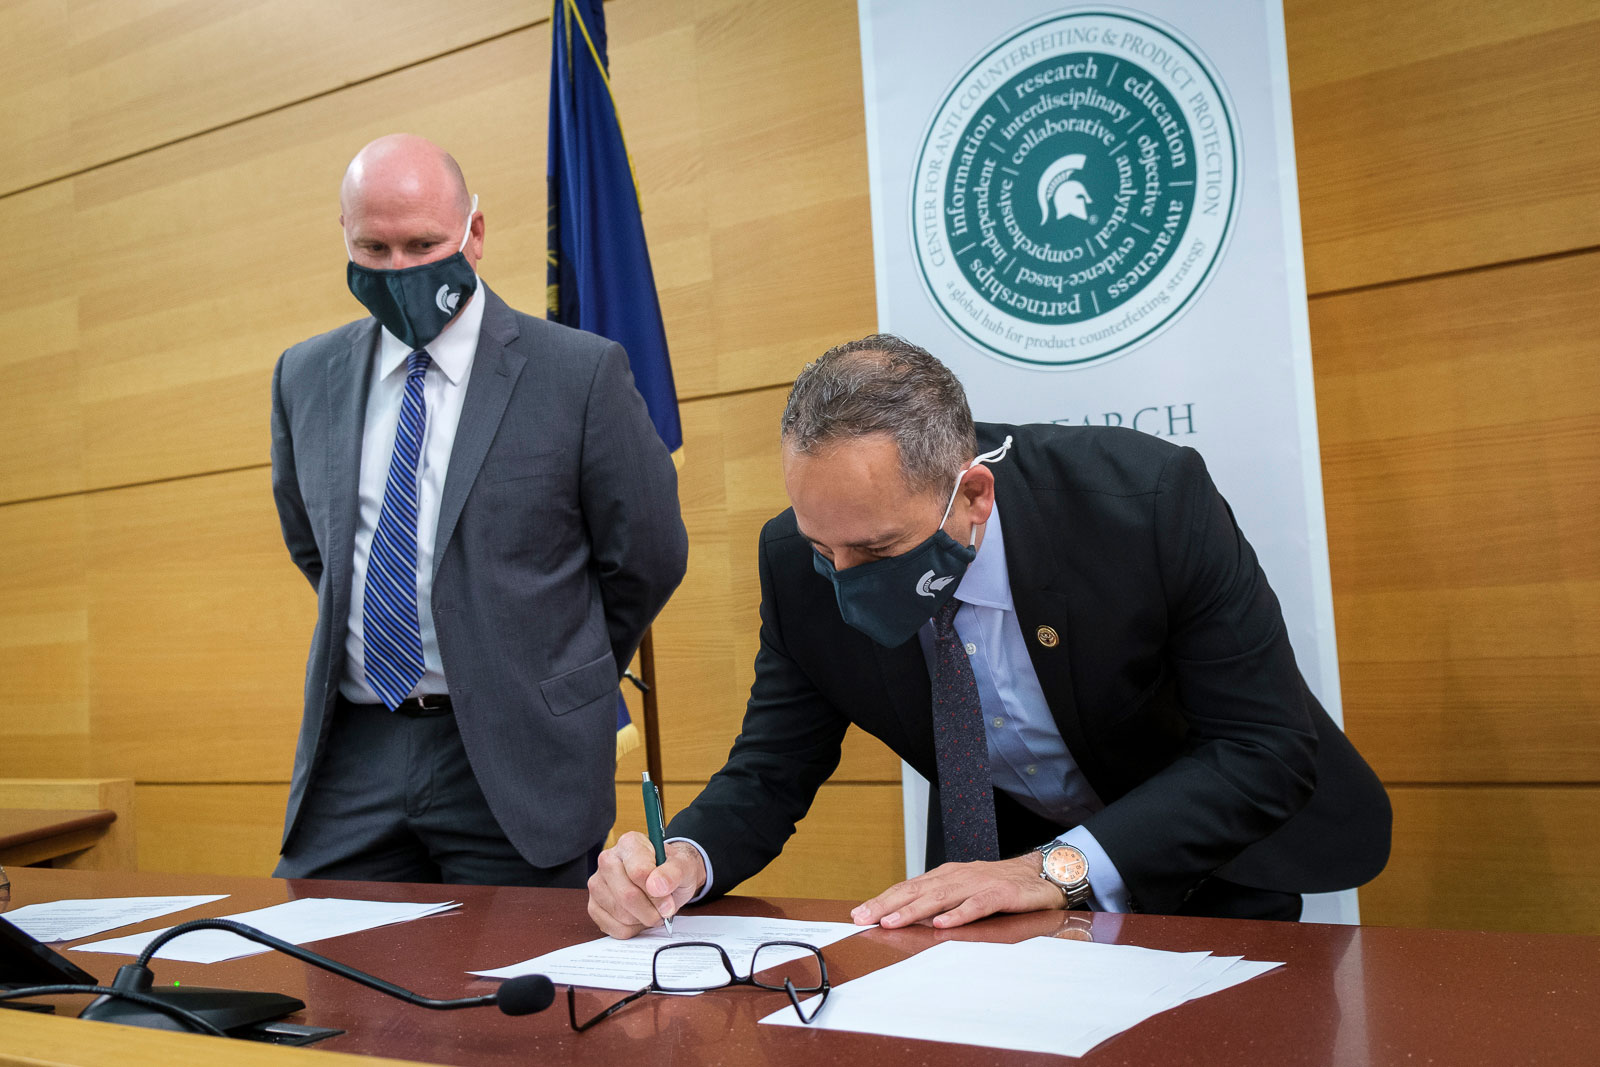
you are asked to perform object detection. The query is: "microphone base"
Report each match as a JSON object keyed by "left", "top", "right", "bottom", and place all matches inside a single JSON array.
[{"left": 79, "top": 985, "right": 305, "bottom": 1035}]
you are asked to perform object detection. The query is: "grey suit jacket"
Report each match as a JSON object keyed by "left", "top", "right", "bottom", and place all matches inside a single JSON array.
[{"left": 269, "top": 286, "right": 688, "bottom": 867}]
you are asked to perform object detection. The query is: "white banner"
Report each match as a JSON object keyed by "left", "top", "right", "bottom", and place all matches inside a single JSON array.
[{"left": 856, "top": 1, "right": 1352, "bottom": 922}]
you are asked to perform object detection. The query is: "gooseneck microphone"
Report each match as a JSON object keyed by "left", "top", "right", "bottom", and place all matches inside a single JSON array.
[
  {"left": 68, "top": 918, "right": 554, "bottom": 1033},
  {"left": 496, "top": 973, "right": 558, "bottom": 1016}
]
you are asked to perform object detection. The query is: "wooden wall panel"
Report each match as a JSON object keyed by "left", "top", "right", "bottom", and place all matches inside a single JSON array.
[
  {"left": 0, "top": 497, "right": 90, "bottom": 777},
  {"left": 1287, "top": 0, "right": 1600, "bottom": 293},
  {"left": 136, "top": 783, "right": 290, "bottom": 876},
  {"left": 0, "top": 0, "right": 72, "bottom": 195},
  {"left": 0, "top": 181, "right": 85, "bottom": 504},
  {"left": 0, "top": 0, "right": 537, "bottom": 195},
  {"left": 1313, "top": 253, "right": 1600, "bottom": 783},
  {"left": 1295, "top": 1, "right": 1600, "bottom": 935},
  {"left": 87, "top": 469, "right": 316, "bottom": 783},
  {"left": 1286, "top": 1, "right": 1591, "bottom": 89},
  {"left": 1360, "top": 786, "right": 1600, "bottom": 935}
]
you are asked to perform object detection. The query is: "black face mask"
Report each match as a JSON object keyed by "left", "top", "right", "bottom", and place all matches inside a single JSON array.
[
  {"left": 345, "top": 195, "right": 479, "bottom": 350},
  {"left": 811, "top": 436, "right": 1013, "bottom": 647}
]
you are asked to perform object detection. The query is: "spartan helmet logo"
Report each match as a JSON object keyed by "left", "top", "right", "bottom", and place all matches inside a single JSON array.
[
  {"left": 435, "top": 284, "right": 461, "bottom": 315},
  {"left": 1038, "top": 154, "right": 1092, "bottom": 224}
]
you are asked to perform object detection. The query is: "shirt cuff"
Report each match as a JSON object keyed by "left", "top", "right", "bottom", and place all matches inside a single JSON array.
[
  {"left": 1059, "top": 825, "right": 1131, "bottom": 913},
  {"left": 665, "top": 837, "right": 715, "bottom": 904}
]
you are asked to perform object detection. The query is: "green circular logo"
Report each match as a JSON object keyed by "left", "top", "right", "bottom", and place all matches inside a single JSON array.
[{"left": 911, "top": 11, "right": 1238, "bottom": 368}]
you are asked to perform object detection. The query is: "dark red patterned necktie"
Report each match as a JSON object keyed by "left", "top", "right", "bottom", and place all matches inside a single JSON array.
[{"left": 931, "top": 598, "right": 999, "bottom": 862}]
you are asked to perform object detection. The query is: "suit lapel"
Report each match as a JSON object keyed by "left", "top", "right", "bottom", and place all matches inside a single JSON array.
[
  {"left": 433, "top": 287, "right": 525, "bottom": 580},
  {"left": 324, "top": 321, "right": 380, "bottom": 681}
]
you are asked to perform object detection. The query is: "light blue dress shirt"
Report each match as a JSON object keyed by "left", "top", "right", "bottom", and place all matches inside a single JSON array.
[
  {"left": 681, "top": 501, "right": 1130, "bottom": 913},
  {"left": 912, "top": 502, "right": 1131, "bottom": 912}
]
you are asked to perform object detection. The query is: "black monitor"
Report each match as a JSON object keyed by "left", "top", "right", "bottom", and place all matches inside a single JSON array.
[
  {"left": 1, "top": 914, "right": 308, "bottom": 1036},
  {"left": 0, "top": 914, "right": 100, "bottom": 989}
]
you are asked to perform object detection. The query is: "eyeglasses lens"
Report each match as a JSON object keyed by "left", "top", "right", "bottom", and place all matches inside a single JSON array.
[
  {"left": 653, "top": 944, "right": 732, "bottom": 992},
  {"left": 750, "top": 943, "right": 825, "bottom": 993}
]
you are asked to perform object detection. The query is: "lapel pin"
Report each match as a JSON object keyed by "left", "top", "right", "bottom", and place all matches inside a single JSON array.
[{"left": 1035, "top": 625, "right": 1059, "bottom": 648}]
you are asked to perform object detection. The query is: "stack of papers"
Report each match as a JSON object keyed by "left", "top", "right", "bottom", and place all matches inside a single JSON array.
[
  {"left": 472, "top": 915, "right": 868, "bottom": 992},
  {"left": 2, "top": 895, "right": 228, "bottom": 942},
  {"left": 760, "top": 935, "right": 1281, "bottom": 1057},
  {"left": 72, "top": 898, "right": 460, "bottom": 964}
]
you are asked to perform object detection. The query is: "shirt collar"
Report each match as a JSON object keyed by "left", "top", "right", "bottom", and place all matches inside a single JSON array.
[
  {"left": 955, "top": 500, "right": 1013, "bottom": 612},
  {"left": 375, "top": 274, "right": 485, "bottom": 385}
]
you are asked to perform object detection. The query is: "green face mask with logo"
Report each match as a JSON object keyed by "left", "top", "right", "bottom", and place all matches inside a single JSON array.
[
  {"left": 811, "top": 436, "right": 1012, "bottom": 647},
  {"left": 345, "top": 194, "right": 479, "bottom": 350}
]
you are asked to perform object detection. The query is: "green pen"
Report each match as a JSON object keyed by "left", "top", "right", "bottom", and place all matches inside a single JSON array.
[{"left": 642, "top": 771, "right": 673, "bottom": 934}]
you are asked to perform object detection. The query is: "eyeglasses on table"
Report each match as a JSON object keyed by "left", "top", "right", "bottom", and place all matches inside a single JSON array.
[{"left": 566, "top": 940, "right": 830, "bottom": 1031}]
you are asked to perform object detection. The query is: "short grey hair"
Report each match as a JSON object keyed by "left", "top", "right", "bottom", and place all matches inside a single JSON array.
[{"left": 781, "top": 334, "right": 977, "bottom": 496}]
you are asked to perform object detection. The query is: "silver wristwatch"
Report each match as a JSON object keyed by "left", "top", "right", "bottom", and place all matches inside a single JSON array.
[{"left": 1034, "top": 842, "right": 1092, "bottom": 909}]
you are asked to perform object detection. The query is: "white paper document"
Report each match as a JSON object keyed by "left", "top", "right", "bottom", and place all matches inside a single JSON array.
[
  {"left": 2, "top": 895, "right": 230, "bottom": 943},
  {"left": 71, "top": 897, "right": 460, "bottom": 964},
  {"left": 760, "top": 936, "right": 1282, "bottom": 1058},
  {"left": 471, "top": 914, "right": 868, "bottom": 993}
]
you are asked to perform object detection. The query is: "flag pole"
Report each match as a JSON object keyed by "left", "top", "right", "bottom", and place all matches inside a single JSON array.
[{"left": 638, "top": 627, "right": 665, "bottom": 806}]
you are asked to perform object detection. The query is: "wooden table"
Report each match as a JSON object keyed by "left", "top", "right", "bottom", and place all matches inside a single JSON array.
[
  {"left": 3, "top": 867, "right": 1598, "bottom": 1066},
  {"left": 0, "top": 809, "right": 117, "bottom": 868}
]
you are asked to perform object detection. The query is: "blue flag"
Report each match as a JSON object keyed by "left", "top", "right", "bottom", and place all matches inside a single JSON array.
[
  {"left": 547, "top": 0, "right": 681, "bottom": 758},
  {"left": 547, "top": 0, "right": 682, "bottom": 456}
]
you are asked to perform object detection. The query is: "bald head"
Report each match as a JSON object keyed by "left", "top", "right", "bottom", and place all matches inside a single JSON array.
[
  {"left": 342, "top": 134, "right": 470, "bottom": 217},
  {"left": 340, "top": 134, "right": 482, "bottom": 271}
]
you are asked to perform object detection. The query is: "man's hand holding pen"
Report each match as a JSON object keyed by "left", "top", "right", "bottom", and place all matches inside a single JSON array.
[{"left": 588, "top": 833, "right": 706, "bottom": 939}]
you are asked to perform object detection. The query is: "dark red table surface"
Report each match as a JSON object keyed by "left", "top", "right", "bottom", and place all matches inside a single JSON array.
[{"left": 4, "top": 867, "right": 1597, "bottom": 1066}]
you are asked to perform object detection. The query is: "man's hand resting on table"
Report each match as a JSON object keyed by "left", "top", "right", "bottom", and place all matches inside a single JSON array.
[
  {"left": 851, "top": 855, "right": 1067, "bottom": 930},
  {"left": 587, "top": 832, "right": 706, "bottom": 939}
]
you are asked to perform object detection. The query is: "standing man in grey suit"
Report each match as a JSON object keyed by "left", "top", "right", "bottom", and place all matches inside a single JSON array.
[{"left": 269, "top": 134, "right": 687, "bottom": 886}]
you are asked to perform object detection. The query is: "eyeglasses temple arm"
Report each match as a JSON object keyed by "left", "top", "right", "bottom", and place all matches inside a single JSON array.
[{"left": 567, "top": 983, "right": 654, "bottom": 1032}]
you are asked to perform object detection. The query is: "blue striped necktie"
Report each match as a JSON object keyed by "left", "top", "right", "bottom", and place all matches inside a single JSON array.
[{"left": 363, "top": 349, "right": 431, "bottom": 710}]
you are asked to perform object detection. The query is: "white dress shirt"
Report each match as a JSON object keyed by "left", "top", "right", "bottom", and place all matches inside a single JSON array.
[{"left": 339, "top": 281, "right": 484, "bottom": 704}]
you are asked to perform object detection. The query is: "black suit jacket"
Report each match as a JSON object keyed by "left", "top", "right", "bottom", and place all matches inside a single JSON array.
[{"left": 669, "top": 422, "right": 1389, "bottom": 915}]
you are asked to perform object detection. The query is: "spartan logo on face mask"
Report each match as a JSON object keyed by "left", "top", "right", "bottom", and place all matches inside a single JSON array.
[
  {"left": 434, "top": 284, "right": 462, "bottom": 314},
  {"left": 916, "top": 570, "right": 955, "bottom": 598}
]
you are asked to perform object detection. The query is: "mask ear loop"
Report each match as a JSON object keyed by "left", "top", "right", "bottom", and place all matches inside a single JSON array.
[
  {"left": 940, "top": 435, "right": 1015, "bottom": 545},
  {"left": 457, "top": 193, "right": 479, "bottom": 253}
]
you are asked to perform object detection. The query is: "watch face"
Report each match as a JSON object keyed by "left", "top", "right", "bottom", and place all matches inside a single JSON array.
[{"left": 1044, "top": 845, "right": 1087, "bottom": 885}]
